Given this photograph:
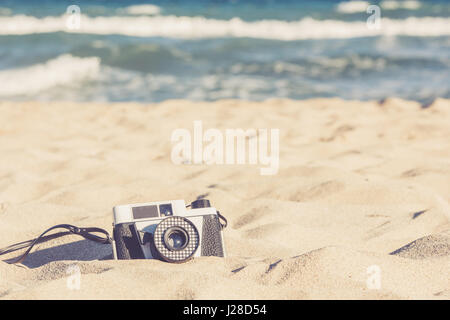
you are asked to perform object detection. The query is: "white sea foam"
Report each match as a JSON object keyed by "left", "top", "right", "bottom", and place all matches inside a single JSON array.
[
  {"left": 122, "top": 4, "right": 161, "bottom": 15},
  {"left": 337, "top": 0, "right": 421, "bottom": 13},
  {"left": 0, "top": 55, "right": 100, "bottom": 96},
  {"left": 0, "top": 14, "right": 449, "bottom": 40},
  {"left": 381, "top": 0, "right": 421, "bottom": 10},
  {"left": 336, "top": 1, "right": 370, "bottom": 14}
]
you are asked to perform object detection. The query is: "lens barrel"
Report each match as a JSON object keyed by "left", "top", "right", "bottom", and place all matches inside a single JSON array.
[
  {"left": 164, "top": 226, "right": 189, "bottom": 251},
  {"left": 153, "top": 216, "right": 199, "bottom": 263}
]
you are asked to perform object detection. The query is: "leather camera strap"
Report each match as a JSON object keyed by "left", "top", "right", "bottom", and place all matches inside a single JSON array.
[{"left": 0, "top": 224, "right": 112, "bottom": 264}]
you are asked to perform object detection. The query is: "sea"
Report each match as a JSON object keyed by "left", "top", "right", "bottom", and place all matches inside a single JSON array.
[{"left": 0, "top": 0, "right": 449, "bottom": 103}]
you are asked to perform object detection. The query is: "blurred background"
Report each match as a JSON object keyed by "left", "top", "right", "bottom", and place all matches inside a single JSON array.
[{"left": 0, "top": 0, "right": 448, "bottom": 103}]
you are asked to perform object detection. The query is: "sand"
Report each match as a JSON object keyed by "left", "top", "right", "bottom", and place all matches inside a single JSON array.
[{"left": 0, "top": 98, "right": 449, "bottom": 299}]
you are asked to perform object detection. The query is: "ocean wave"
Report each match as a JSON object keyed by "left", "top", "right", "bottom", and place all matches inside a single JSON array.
[
  {"left": 381, "top": 1, "right": 421, "bottom": 10},
  {"left": 336, "top": 1, "right": 370, "bottom": 14},
  {"left": 0, "top": 7, "right": 12, "bottom": 15},
  {"left": 120, "top": 4, "right": 161, "bottom": 15},
  {"left": 337, "top": 0, "right": 422, "bottom": 13},
  {"left": 226, "top": 53, "right": 449, "bottom": 78},
  {"left": 0, "top": 14, "right": 449, "bottom": 40},
  {"left": 0, "top": 54, "right": 100, "bottom": 96}
]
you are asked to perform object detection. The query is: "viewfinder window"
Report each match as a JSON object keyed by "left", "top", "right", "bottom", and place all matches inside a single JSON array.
[
  {"left": 132, "top": 205, "right": 158, "bottom": 219},
  {"left": 159, "top": 204, "right": 173, "bottom": 217}
]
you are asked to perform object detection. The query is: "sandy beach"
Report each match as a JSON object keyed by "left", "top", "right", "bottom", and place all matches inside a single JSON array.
[{"left": 0, "top": 98, "right": 448, "bottom": 299}]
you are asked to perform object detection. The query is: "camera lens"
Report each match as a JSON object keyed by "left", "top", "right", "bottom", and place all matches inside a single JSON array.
[
  {"left": 153, "top": 216, "right": 200, "bottom": 263},
  {"left": 164, "top": 227, "right": 189, "bottom": 251}
]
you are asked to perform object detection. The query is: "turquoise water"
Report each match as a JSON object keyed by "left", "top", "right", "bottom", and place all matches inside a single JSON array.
[{"left": 0, "top": 0, "right": 449, "bottom": 103}]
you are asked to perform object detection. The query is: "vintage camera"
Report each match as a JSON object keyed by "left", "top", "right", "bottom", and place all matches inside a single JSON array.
[{"left": 112, "top": 199, "right": 226, "bottom": 263}]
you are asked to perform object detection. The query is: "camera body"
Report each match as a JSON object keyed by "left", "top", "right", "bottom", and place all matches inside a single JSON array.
[{"left": 112, "top": 199, "right": 226, "bottom": 263}]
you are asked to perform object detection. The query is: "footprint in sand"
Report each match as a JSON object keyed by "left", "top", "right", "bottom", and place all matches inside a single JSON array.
[
  {"left": 401, "top": 168, "right": 425, "bottom": 178},
  {"left": 288, "top": 180, "right": 345, "bottom": 202},
  {"left": 0, "top": 202, "right": 10, "bottom": 215},
  {"left": 244, "top": 223, "right": 284, "bottom": 239},
  {"left": 233, "top": 206, "right": 270, "bottom": 229}
]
